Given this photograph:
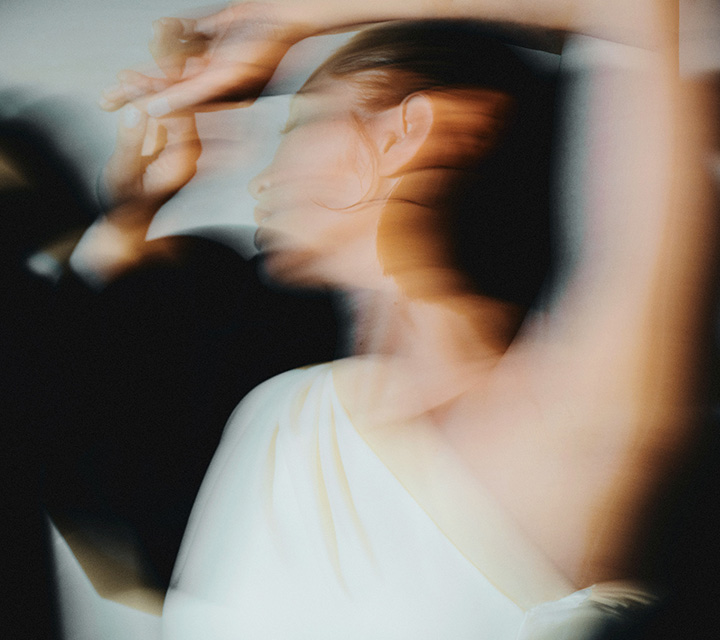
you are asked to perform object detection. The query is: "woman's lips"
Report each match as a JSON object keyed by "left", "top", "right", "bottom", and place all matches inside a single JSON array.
[{"left": 253, "top": 206, "right": 271, "bottom": 225}]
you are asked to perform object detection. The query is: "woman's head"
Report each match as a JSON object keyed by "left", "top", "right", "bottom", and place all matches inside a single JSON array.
[{"left": 252, "top": 21, "right": 556, "bottom": 306}]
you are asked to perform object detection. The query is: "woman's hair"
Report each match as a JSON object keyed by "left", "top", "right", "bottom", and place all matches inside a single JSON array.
[{"left": 301, "top": 21, "right": 558, "bottom": 308}]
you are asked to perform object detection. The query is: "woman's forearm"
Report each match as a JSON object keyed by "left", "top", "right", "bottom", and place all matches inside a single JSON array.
[
  {"left": 102, "top": 0, "right": 672, "bottom": 119},
  {"left": 273, "top": 0, "right": 667, "bottom": 48}
]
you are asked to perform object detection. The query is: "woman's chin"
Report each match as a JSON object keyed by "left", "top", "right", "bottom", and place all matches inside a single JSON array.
[{"left": 257, "top": 248, "right": 331, "bottom": 291}]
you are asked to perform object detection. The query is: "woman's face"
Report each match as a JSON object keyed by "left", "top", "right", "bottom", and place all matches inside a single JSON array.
[{"left": 249, "top": 81, "right": 391, "bottom": 288}]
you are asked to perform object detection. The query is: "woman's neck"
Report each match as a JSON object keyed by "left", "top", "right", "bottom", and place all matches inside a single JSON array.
[
  {"left": 339, "top": 286, "right": 524, "bottom": 419},
  {"left": 346, "top": 285, "right": 521, "bottom": 353}
]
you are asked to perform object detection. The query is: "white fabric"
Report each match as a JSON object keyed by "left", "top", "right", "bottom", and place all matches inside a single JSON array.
[
  {"left": 50, "top": 363, "right": 655, "bottom": 638},
  {"left": 161, "top": 364, "right": 653, "bottom": 639}
]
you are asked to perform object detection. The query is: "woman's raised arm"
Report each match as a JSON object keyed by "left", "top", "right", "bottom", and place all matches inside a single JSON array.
[
  {"left": 493, "top": 5, "right": 717, "bottom": 583},
  {"left": 525, "top": 11, "right": 713, "bottom": 437},
  {"left": 99, "top": 0, "right": 666, "bottom": 116}
]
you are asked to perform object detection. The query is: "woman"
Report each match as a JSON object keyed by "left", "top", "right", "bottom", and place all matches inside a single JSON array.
[
  {"left": 100, "top": 6, "right": 712, "bottom": 640},
  {"left": 164, "top": 23, "right": 573, "bottom": 639}
]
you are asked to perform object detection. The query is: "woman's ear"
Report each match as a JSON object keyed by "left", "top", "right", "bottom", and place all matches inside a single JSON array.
[{"left": 377, "top": 93, "right": 434, "bottom": 177}]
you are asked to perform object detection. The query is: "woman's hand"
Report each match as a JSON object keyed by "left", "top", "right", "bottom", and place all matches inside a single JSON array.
[
  {"left": 102, "top": 93, "right": 201, "bottom": 211},
  {"left": 76, "top": 98, "right": 200, "bottom": 284},
  {"left": 101, "top": 17, "right": 204, "bottom": 212},
  {"left": 99, "top": 2, "right": 310, "bottom": 117}
]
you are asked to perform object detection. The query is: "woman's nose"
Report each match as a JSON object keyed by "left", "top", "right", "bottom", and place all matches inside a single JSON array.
[{"left": 248, "top": 167, "right": 271, "bottom": 200}]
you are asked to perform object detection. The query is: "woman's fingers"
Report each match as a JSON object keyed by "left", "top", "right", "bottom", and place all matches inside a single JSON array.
[
  {"left": 149, "top": 17, "right": 209, "bottom": 81},
  {"left": 126, "top": 4, "right": 298, "bottom": 117},
  {"left": 101, "top": 104, "right": 150, "bottom": 205},
  {"left": 162, "top": 110, "right": 200, "bottom": 145},
  {"left": 100, "top": 3, "right": 300, "bottom": 115},
  {"left": 100, "top": 69, "right": 171, "bottom": 112},
  {"left": 144, "top": 58, "right": 269, "bottom": 117},
  {"left": 193, "top": 6, "right": 232, "bottom": 37},
  {"left": 100, "top": 47, "right": 202, "bottom": 205},
  {"left": 142, "top": 114, "right": 201, "bottom": 198},
  {"left": 144, "top": 24, "right": 295, "bottom": 117},
  {"left": 100, "top": 14, "right": 212, "bottom": 112},
  {"left": 103, "top": 108, "right": 200, "bottom": 207}
]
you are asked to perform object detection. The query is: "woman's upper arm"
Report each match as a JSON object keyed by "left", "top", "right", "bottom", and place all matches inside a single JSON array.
[{"left": 517, "top": 27, "right": 716, "bottom": 434}]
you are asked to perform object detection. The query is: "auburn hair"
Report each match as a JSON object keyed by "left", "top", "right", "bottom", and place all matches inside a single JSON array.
[{"left": 301, "top": 21, "right": 558, "bottom": 307}]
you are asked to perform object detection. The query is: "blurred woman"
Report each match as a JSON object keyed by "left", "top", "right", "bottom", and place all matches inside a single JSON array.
[{"left": 101, "top": 3, "right": 713, "bottom": 638}]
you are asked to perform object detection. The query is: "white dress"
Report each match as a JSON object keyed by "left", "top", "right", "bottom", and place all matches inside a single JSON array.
[{"left": 161, "top": 363, "right": 656, "bottom": 639}]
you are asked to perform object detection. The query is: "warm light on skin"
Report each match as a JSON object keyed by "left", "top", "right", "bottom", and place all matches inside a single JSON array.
[{"left": 248, "top": 82, "right": 398, "bottom": 289}]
